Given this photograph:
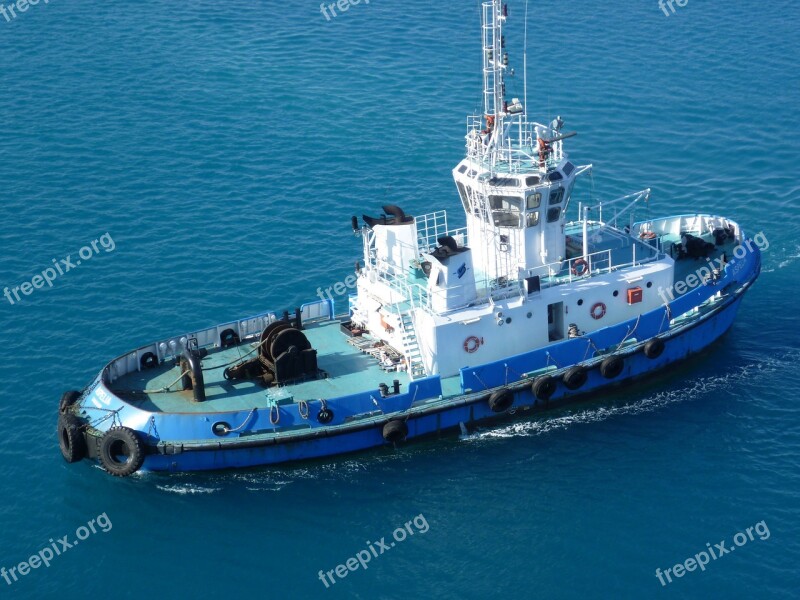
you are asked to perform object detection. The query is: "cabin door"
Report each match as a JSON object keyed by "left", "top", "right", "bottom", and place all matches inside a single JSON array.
[{"left": 547, "top": 302, "right": 564, "bottom": 341}]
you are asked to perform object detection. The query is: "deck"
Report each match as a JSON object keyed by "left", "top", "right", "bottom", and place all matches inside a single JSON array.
[{"left": 111, "top": 319, "right": 412, "bottom": 414}]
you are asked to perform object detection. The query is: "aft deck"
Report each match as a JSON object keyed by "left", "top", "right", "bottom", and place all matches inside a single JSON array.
[{"left": 111, "top": 319, "right": 412, "bottom": 414}]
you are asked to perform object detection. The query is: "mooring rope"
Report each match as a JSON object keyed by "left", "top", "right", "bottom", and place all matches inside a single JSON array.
[
  {"left": 298, "top": 400, "right": 310, "bottom": 420},
  {"left": 223, "top": 408, "right": 257, "bottom": 433},
  {"left": 112, "top": 369, "right": 191, "bottom": 395}
]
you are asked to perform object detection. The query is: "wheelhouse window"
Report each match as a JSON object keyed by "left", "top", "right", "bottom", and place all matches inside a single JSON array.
[
  {"left": 489, "top": 176, "right": 518, "bottom": 187},
  {"left": 489, "top": 195, "right": 523, "bottom": 228},
  {"left": 526, "top": 211, "right": 540, "bottom": 227},
  {"left": 526, "top": 192, "right": 541, "bottom": 209},
  {"left": 563, "top": 161, "right": 575, "bottom": 176},
  {"left": 456, "top": 181, "right": 470, "bottom": 213},
  {"left": 547, "top": 207, "right": 561, "bottom": 223},
  {"left": 549, "top": 188, "right": 565, "bottom": 205}
]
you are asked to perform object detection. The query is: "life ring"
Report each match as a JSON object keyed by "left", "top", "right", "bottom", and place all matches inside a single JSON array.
[
  {"left": 98, "top": 427, "right": 145, "bottom": 477},
  {"left": 382, "top": 419, "right": 409, "bottom": 443},
  {"left": 600, "top": 355, "right": 624, "bottom": 379},
  {"left": 572, "top": 258, "right": 590, "bottom": 276},
  {"left": 57, "top": 413, "right": 87, "bottom": 463},
  {"left": 488, "top": 389, "right": 514, "bottom": 413},
  {"left": 562, "top": 366, "right": 588, "bottom": 390},
  {"left": 590, "top": 302, "right": 606, "bottom": 320},
  {"left": 463, "top": 336, "right": 482, "bottom": 353}
]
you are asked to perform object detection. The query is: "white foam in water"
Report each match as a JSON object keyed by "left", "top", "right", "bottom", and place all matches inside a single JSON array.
[
  {"left": 460, "top": 351, "right": 797, "bottom": 442},
  {"left": 156, "top": 484, "right": 222, "bottom": 495},
  {"left": 763, "top": 244, "right": 800, "bottom": 273},
  {"left": 778, "top": 245, "right": 800, "bottom": 269}
]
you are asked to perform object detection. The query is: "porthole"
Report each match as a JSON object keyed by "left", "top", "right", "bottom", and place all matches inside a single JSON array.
[
  {"left": 506, "top": 317, "right": 512, "bottom": 324},
  {"left": 577, "top": 299, "right": 584, "bottom": 306},
  {"left": 526, "top": 312, "right": 532, "bottom": 318},
  {"left": 613, "top": 290, "right": 619, "bottom": 297},
  {"left": 646, "top": 281, "right": 653, "bottom": 288}
]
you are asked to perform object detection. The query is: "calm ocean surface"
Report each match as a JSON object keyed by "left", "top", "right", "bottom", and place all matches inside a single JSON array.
[{"left": 0, "top": 0, "right": 798, "bottom": 598}]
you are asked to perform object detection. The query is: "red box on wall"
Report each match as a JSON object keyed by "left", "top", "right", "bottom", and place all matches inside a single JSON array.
[{"left": 627, "top": 287, "right": 643, "bottom": 304}]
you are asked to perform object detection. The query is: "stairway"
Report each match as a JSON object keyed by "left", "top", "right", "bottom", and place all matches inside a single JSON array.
[{"left": 399, "top": 312, "right": 426, "bottom": 379}]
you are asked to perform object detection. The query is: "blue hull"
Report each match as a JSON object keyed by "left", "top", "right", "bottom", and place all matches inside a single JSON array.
[
  {"left": 66, "top": 237, "right": 760, "bottom": 474},
  {"left": 141, "top": 283, "right": 751, "bottom": 473}
]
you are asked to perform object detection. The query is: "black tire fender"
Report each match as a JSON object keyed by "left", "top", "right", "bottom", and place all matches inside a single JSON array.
[
  {"left": 562, "top": 366, "right": 588, "bottom": 390},
  {"left": 488, "top": 389, "right": 514, "bottom": 413},
  {"left": 98, "top": 427, "right": 145, "bottom": 477},
  {"left": 600, "top": 355, "right": 625, "bottom": 379},
  {"left": 382, "top": 419, "right": 408, "bottom": 443},
  {"left": 59, "top": 390, "right": 81, "bottom": 414},
  {"left": 57, "top": 413, "right": 87, "bottom": 463},
  {"left": 644, "top": 338, "right": 665, "bottom": 359},
  {"left": 532, "top": 376, "right": 557, "bottom": 401}
]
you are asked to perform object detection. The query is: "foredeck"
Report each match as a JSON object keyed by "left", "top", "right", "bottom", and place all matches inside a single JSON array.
[{"left": 111, "top": 320, "right": 411, "bottom": 414}]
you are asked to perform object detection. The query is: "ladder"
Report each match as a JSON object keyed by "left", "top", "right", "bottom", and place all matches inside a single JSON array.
[{"left": 399, "top": 312, "right": 426, "bottom": 379}]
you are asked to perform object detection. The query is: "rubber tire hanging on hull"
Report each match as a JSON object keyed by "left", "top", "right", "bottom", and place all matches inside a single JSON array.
[
  {"left": 382, "top": 420, "right": 408, "bottom": 443},
  {"left": 562, "top": 366, "right": 588, "bottom": 390},
  {"left": 98, "top": 427, "right": 145, "bottom": 477},
  {"left": 532, "top": 376, "right": 556, "bottom": 401},
  {"left": 57, "top": 413, "right": 87, "bottom": 463},
  {"left": 600, "top": 356, "right": 624, "bottom": 379},
  {"left": 488, "top": 389, "right": 514, "bottom": 413},
  {"left": 59, "top": 390, "right": 81, "bottom": 414},
  {"left": 644, "top": 338, "right": 665, "bottom": 359}
]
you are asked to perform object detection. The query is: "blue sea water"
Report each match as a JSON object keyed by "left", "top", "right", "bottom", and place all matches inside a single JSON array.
[{"left": 1, "top": 0, "right": 798, "bottom": 597}]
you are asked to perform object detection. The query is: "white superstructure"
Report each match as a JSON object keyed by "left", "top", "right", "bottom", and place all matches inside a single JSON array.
[{"left": 350, "top": 1, "right": 675, "bottom": 379}]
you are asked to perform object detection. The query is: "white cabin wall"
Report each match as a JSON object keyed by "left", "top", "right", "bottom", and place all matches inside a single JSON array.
[
  {"left": 416, "top": 298, "right": 551, "bottom": 378},
  {"left": 545, "top": 264, "right": 674, "bottom": 335},
  {"left": 414, "top": 261, "right": 674, "bottom": 378}
]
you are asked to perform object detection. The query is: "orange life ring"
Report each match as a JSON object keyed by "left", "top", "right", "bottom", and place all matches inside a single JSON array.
[
  {"left": 464, "top": 336, "right": 481, "bottom": 353},
  {"left": 590, "top": 302, "right": 606, "bottom": 320},
  {"left": 572, "top": 258, "right": 590, "bottom": 276}
]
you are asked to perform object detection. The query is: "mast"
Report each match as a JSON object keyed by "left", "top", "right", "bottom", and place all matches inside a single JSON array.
[{"left": 481, "top": 1, "right": 509, "bottom": 161}]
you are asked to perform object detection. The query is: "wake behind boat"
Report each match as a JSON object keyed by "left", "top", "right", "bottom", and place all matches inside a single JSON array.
[{"left": 57, "top": 0, "right": 760, "bottom": 476}]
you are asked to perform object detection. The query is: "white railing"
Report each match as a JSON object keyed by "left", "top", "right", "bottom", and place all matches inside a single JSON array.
[
  {"left": 522, "top": 243, "right": 662, "bottom": 291},
  {"left": 465, "top": 117, "right": 565, "bottom": 173},
  {"left": 103, "top": 299, "right": 335, "bottom": 383}
]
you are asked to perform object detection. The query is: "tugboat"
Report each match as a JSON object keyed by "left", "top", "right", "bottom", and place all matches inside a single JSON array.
[{"left": 58, "top": 0, "right": 760, "bottom": 476}]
